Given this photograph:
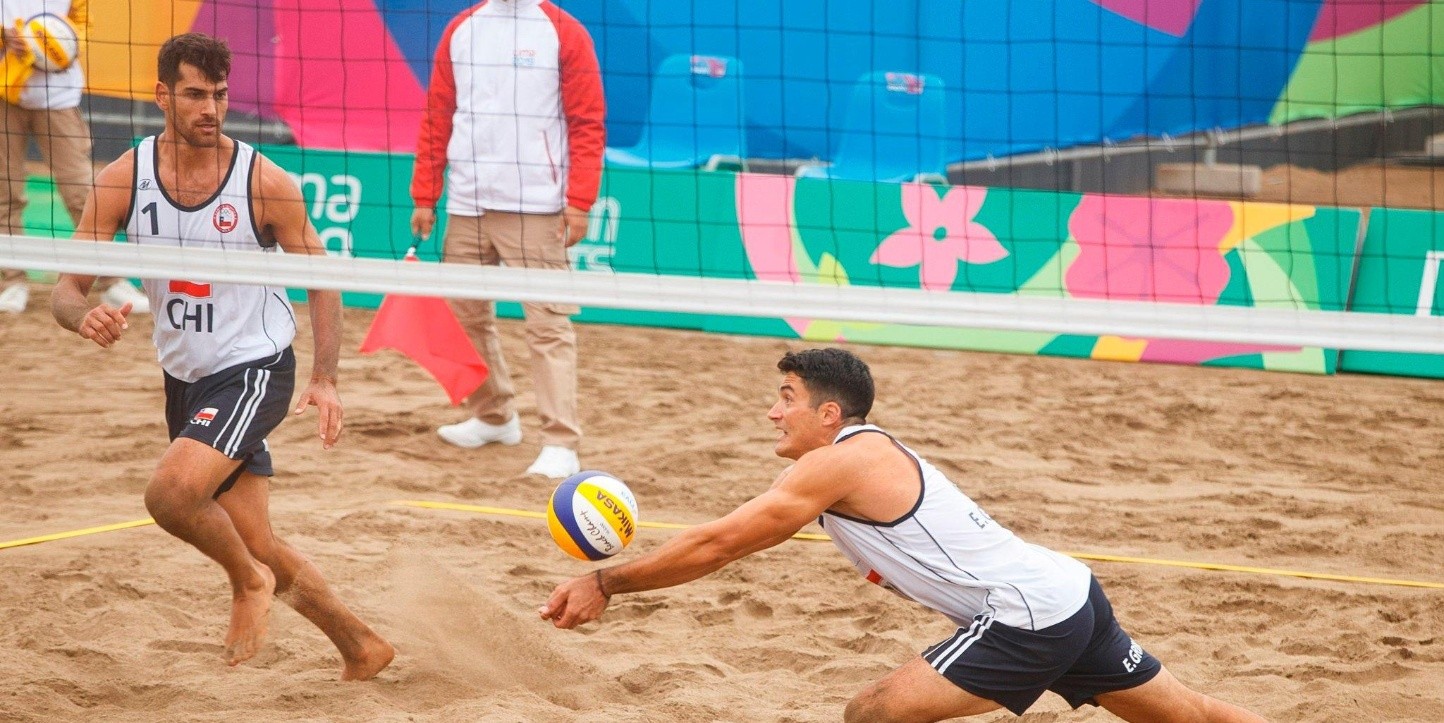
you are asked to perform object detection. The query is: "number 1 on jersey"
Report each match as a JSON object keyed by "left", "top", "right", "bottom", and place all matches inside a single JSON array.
[{"left": 141, "top": 201, "right": 159, "bottom": 236}]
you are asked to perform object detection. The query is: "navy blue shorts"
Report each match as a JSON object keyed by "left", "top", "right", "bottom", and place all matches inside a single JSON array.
[
  {"left": 163, "top": 348, "right": 295, "bottom": 498},
  {"left": 922, "top": 576, "right": 1161, "bottom": 715}
]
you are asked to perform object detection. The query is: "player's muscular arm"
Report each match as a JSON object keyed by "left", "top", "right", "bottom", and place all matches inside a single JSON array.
[
  {"left": 52, "top": 154, "right": 137, "bottom": 347},
  {"left": 252, "top": 155, "right": 344, "bottom": 448},
  {"left": 540, "top": 453, "right": 857, "bottom": 628},
  {"left": 607, "top": 452, "right": 850, "bottom": 591}
]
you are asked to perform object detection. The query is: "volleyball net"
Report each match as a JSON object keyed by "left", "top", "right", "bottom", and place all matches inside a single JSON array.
[{"left": 4, "top": 0, "right": 1444, "bottom": 371}]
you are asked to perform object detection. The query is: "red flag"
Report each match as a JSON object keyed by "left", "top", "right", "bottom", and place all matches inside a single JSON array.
[{"left": 359, "top": 271, "right": 488, "bottom": 406}]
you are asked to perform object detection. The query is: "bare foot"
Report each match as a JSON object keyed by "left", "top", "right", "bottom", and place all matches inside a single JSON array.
[
  {"left": 224, "top": 563, "right": 276, "bottom": 667},
  {"left": 341, "top": 631, "right": 395, "bottom": 681}
]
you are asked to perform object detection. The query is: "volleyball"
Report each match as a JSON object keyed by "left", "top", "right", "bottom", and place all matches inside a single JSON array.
[
  {"left": 546, "top": 471, "right": 638, "bottom": 561},
  {"left": 20, "top": 13, "right": 79, "bottom": 73}
]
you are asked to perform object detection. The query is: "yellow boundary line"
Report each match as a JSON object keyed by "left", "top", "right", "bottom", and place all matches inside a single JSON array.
[
  {"left": 0, "top": 518, "right": 155, "bottom": 550},
  {"left": 397, "top": 499, "right": 833, "bottom": 541},
  {"left": 393, "top": 500, "right": 1444, "bottom": 590},
  {"left": 5, "top": 505, "right": 1439, "bottom": 591}
]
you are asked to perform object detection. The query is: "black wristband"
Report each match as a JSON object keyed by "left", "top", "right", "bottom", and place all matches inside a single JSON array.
[{"left": 594, "top": 569, "right": 611, "bottom": 598}]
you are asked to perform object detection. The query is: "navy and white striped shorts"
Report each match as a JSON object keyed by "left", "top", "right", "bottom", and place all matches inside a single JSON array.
[
  {"left": 163, "top": 347, "right": 295, "bottom": 497},
  {"left": 922, "top": 575, "right": 1161, "bottom": 715}
]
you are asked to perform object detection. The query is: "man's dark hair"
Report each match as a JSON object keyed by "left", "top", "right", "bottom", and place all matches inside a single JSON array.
[
  {"left": 158, "top": 33, "right": 231, "bottom": 87},
  {"left": 777, "top": 348, "right": 874, "bottom": 422}
]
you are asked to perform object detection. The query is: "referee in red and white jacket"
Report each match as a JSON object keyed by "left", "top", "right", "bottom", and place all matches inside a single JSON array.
[{"left": 411, "top": 0, "right": 605, "bottom": 479}]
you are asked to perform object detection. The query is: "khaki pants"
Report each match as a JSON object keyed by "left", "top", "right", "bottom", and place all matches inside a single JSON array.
[
  {"left": 444, "top": 211, "right": 581, "bottom": 449},
  {"left": 0, "top": 103, "right": 107, "bottom": 287}
]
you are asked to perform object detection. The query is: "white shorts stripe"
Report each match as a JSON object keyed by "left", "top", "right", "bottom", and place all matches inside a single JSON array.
[
  {"left": 211, "top": 368, "right": 254, "bottom": 444},
  {"left": 223, "top": 368, "right": 270, "bottom": 457},
  {"left": 929, "top": 613, "right": 994, "bottom": 673}
]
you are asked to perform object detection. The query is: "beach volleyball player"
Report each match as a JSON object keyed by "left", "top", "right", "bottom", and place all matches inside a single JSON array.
[
  {"left": 542, "top": 349, "right": 1266, "bottom": 721},
  {"left": 50, "top": 33, "right": 393, "bottom": 679}
]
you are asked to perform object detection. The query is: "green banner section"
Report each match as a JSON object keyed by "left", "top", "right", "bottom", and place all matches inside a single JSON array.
[
  {"left": 561, "top": 167, "right": 1359, "bottom": 374},
  {"left": 15, "top": 152, "right": 1369, "bottom": 377},
  {"left": 1339, "top": 208, "right": 1444, "bottom": 378},
  {"left": 1272, "top": 1, "right": 1444, "bottom": 124},
  {"left": 19, "top": 176, "right": 75, "bottom": 283},
  {"left": 260, "top": 145, "right": 423, "bottom": 310}
]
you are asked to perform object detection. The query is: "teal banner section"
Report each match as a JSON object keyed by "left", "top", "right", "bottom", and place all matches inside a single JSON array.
[
  {"left": 260, "top": 145, "right": 423, "bottom": 310},
  {"left": 16, "top": 152, "right": 1372, "bottom": 377},
  {"left": 1339, "top": 208, "right": 1444, "bottom": 378}
]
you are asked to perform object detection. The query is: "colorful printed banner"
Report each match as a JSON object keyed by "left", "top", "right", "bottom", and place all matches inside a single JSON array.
[
  {"left": 16, "top": 156, "right": 1365, "bottom": 376},
  {"left": 1339, "top": 208, "right": 1444, "bottom": 378},
  {"left": 595, "top": 170, "right": 1359, "bottom": 374},
  {"left": 1273, "top": 1, "right": 1443, "bottom": 123},
  {"left": 85, "top": 2, "right": 1439, "bottom": 159}
]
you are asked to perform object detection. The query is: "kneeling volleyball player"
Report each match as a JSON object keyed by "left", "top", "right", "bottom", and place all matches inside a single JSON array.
[{"left": 541, "top": 348, "right": 1265, "bottom": 721}]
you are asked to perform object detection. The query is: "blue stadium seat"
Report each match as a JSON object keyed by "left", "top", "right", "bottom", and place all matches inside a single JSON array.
[
  {"left": 605, "top": 54, "right": 748, "bottom": 171},
  {"left": 797, "top": 71, "right": 949, "bottom": 183}
]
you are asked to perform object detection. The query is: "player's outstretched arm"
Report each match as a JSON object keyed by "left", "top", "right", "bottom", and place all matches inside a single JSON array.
[
  {"left": 539, "top": 454, "right": 854, "bottom": 629},
  {"left": 52, "top": 153, "right": 136, "bottom": 347},
  {"left": 253, "top": 154, "right": 344, "bottom": 449}
]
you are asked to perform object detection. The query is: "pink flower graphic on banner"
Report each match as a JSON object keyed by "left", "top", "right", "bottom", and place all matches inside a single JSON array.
[
  {"left": 871, "top": 184, "right": 1007, "bottom": 291},
  {"left": 1066, "top": 195, "right": 1233, "bottom": 304}
]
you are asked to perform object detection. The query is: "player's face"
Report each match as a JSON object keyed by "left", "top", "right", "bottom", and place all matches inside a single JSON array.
[
  {"left": 161, "top": 63, "right": 228, "bottom": 148},
  {"left": 768, "top": 373, "right": 829, "bottom": 460}
]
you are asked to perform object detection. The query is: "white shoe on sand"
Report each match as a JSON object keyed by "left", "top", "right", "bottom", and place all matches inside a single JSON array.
[
  {"left": 437, "top": 415, "right": 523, "bottom": 448},
  {"left": 0, "top": 284, "right": 27, "bottom": 313},
  {"left": 526, "top": 445, "right": 580, "bottom": 479},
  {"left": 102, "top": 280, "right": 150, "bottom": 314}
]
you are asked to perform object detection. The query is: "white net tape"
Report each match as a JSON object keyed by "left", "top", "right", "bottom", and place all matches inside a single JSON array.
[{"left": 6, "top": 233, "right": 1444, "bottom": 355}]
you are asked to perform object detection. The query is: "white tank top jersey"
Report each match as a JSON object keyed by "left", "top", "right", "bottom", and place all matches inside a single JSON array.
[
  {"left": 820, "top": 425, "right": 1092, "bottom": 630},
  {"left": 127, "top": 136, "right": 297, "bottom": 383}
]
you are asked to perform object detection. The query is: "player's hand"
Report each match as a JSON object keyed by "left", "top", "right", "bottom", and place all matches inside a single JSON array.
[
  {"left": 538, "top": 572, "right": 611, "bottom": 629},
  {"left": 562, "top": 205, "right": 589, "bottom": 248},
  {"left": 4, "top": 24, "right": 28, "bottom": 59},
  {"left": 293, "top": 377, "right": 343, "bottom": 449},
  {"left": 77, "top": 302, "right": 132, "bottom": 348},
  {"left": 410, "top": 207, "right": 436, "bottom": 240}
]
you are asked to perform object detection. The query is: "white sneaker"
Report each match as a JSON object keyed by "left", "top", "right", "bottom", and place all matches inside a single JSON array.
[
  {"left": 437, "top": 414, "right": 523, "bottom": 448},
  {"left": 102, "top": 280, "right": 150, "bottom": 314},
  {"left": 0, "top": 284, "right": 27, "bottom": 313},
  {"left": 526, "top": 445, "right": 580, "bottom": 479}
]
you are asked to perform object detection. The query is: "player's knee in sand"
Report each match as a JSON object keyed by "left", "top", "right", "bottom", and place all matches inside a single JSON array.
[{"left": 143, "top": 467, "right": 214, "bottom": 530}]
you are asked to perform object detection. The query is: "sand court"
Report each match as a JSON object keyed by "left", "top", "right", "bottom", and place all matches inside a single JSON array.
[{"left": 2, "top": 296, "right": 1443, "bottom": 721}]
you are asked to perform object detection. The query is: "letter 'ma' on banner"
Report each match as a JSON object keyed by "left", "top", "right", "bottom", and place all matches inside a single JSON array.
[{"left": 1341, "top": 209, "right": 1444, "bottom": 378}]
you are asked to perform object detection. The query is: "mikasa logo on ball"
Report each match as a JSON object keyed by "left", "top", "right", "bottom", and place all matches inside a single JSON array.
[
  {"left": 213, "top": 203, "right": 238, "bottom": 233},
  {"left": 547, "top": 471, "right": 639, "bottom": 561}
]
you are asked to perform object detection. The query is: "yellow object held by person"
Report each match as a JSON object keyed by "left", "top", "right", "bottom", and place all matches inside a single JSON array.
[{"left": 1, "top": 19, "right": 36, "bottom": 106}]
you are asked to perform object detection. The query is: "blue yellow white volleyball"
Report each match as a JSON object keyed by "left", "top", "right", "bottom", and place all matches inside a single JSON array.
[
  {"left": 21, "top": 14, "right": 79, "bottom": 74},
  {"left": 547, "top": 471, "right": 638, "bottom": 561}
]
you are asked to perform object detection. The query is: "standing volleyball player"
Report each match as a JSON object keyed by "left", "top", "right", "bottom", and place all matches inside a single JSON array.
[
  {"left": 50, "top": 33, "right": 393, "bottom": 679},
  {"left": 542, "top": 349, "right": 1267, "bottom": 721}
]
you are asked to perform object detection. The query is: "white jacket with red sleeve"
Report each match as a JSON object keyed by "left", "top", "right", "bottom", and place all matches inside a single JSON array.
[{"left": 412, "top": 0, "right": 606, "bottom": 216}]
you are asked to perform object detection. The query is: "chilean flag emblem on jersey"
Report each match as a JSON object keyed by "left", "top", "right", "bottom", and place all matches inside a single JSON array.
[
  {"left": 169, "top": 280, "right": 212, "bottom": 298},
  {"left": 213, "top": 203, "right": 238, "bottom": 233}
]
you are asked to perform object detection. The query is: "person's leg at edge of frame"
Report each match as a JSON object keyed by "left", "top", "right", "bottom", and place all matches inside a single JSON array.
[
  {"left": 0, "top": 101, "right": 32, "bottom": 309},
  {"left": 215, "top": 470, "right": 395, "bottom": 680},
  {"left": 843, "top": 655, "right": 1003, "bottom": 723},
  {"left": 493, "top": 211, "right": 580, "bottom": 477},
  {"left": 144, "top": 437, "right": 276, "bottom": 666},
  {"left": 34, "top": 106, "right": 91, "bottom": 229},
  {"left": 436, "top": 213, "right": 523, "bottom": 448},
  {"left": 1093, "top": 666, "right": 1269, "bottom": 723}
]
